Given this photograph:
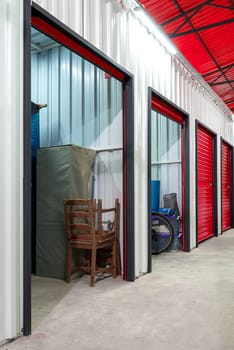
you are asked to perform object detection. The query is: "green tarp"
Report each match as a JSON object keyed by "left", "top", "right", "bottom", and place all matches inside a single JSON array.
[{"left": 36, "top": 144, "right": 96, "bottom": 279}]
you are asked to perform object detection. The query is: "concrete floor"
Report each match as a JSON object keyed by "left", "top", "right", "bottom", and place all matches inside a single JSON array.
[
  {"left": 31, "top": 274, "right": 74, "bottom": 330},
  {"left": 3, "top": 229, "right": 234, "bottom": 350}
]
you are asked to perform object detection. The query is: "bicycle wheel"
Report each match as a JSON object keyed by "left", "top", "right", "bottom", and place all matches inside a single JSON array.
[{"left": 151, "top": 212, "right": 174, "bottom": 254}]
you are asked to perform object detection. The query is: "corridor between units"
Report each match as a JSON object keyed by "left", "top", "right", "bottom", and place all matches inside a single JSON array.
[{"left": 4, "top": 230, "right": 234, "bottom": 350}]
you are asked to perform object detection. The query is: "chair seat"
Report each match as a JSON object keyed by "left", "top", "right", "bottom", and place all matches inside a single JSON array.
[
  {"left": 70, "top": 231, "right": 115, "bottom": 245},
  {"left": 96, "top": 230, "right": 116, "bottom": 242}
]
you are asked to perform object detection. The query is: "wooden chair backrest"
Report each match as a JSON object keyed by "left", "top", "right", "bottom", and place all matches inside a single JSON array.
[
  {"left": 64, "top": 199, "right": 96, "bottom": 243},
  {"left": 64, "top": 198, "right": 120, "bottom": 242},
  {"left": 96, "top": 198, "right": 120, "bottom": 240}
]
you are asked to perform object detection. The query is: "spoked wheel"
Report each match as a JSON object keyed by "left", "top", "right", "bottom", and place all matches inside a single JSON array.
[{"left": 152, "top": 212, "right": 174, "bottom": 254}]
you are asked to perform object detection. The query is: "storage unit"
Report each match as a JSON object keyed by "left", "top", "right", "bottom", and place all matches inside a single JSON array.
[
  {"left": 196, "top": 124, "right": 216, "bottom": 243},
  {"left": 149, "top": 90, "right": 190, "bottom": 259},
  {"left": 221, "top": 140, "right": 233, "bottom": 232}
]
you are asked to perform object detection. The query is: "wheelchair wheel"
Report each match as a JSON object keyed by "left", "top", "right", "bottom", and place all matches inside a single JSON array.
[{"left": 152, "top": 212, "right": 174, "bottom": 254}]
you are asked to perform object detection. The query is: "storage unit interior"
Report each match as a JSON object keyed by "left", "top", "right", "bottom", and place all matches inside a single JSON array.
[
  {"left": 31, "top": 27, "right": 124, "bottom": 328},
  {"left": 151, "top": 110, "right": 182, "bottom": 255}
]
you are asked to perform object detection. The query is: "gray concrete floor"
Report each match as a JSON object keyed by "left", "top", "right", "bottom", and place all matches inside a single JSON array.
[
  {"left": 31, "top": 274, "right": 74, "bottom": 330},
  {"left": 3, "top": 229, "right": 234, "bottom": 350}
]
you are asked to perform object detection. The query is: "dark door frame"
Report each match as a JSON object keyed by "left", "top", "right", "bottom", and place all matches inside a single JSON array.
[
  {"left": 220, "top": 137, "right": 234, "bottom": 232},
  {"left": 195, "top": 120, "right": 218, "bottom": 246},
  {"left": 147, "top": 88, "right": 190, "bottom": 273},
  {"left": 24, "top": 1, "right": 135, "bottom": 336}
]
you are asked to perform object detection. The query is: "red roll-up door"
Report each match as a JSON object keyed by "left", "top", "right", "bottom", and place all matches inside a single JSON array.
[
  {"left": 197, "top": 125, "right": 215, "bottom": 242},
  {"left": 222, "top": 141, "right": 232, "bottom": 231}
]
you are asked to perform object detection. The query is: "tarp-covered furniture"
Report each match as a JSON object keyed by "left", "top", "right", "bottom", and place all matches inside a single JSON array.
[{"left": 36, "top": 144, "right": 96, "bottom": 279}]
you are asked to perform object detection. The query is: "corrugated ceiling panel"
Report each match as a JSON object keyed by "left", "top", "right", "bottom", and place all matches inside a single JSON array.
[{"left": 139, "top": 0, "right": 234, "bottom": 112}]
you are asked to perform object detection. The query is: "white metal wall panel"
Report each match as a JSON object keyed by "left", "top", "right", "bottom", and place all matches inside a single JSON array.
[
  {"left": 32, "top": 45, "right": 123, "bottom": 150},
  {"left": 33, "top": 0, "right": 233, "bottom": 277},
  {"left": 0, "top": 0, "right": 23, "bottom": 344}
]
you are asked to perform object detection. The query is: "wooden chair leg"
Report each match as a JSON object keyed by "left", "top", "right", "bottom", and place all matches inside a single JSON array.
[
  {"left": 116, "top": 239, "right": 121, "bottom": 275},
  {"left": 112, "top": 241, "right": 117, "bottom": 278},
  {"left": 90, "top": 247, "right": 96, "bottom": 287},
  {"left": 66, "top": 244, "right": 72, "bottom": 283}
]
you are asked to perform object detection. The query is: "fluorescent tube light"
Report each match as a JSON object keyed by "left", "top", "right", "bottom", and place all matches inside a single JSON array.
[
  {"left": 134, "top": 7, "right": 177, "bottom": 55},
  {"left": 121, "top": 0, "right": 139, "bottom": 9}
]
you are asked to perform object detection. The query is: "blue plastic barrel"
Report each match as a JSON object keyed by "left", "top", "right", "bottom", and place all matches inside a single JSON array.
[{"left": 151, "top": 180, "right": 160, "bottom": 211}]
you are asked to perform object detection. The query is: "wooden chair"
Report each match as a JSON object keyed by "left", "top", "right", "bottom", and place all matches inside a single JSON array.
[{"left": 64, "top": 198, "right": 120, "bottom": 287}]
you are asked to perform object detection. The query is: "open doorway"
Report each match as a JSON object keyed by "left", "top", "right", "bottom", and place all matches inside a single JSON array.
[
  {"left": 151, "top": 112, "right": 182, "bottom": 253},
  {"left": 23, "top": 3, "right": 135, "bottom": 335},
  {"left": 30, "top": 26, "right": 125, "bottom": 328},
  {"left": 147, "top": 89, "right": 190, "bottom": 272}
]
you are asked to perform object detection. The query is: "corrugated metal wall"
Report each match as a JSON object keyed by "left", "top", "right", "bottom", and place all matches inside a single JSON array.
[
  {"left": 0, "top": 0, "right": 23, "bottom": 344},
  {"left": 31, "top": 44, "right": 123, "bottom": 150},
  {"left": 151, "top": 111, "right": 182, "bottom": 210},
  {"left": 34, "top": 0, "right": 233, "bottom": 276}
]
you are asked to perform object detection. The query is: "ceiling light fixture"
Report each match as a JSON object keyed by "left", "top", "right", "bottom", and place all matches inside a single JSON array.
[
  {"left": 113, "top": 0, "right": 139, "bottom": 11},
  {"left": 134, "top": 6, "right": 177, "bottom": 55}
]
